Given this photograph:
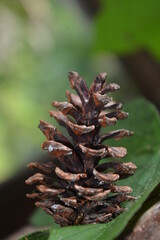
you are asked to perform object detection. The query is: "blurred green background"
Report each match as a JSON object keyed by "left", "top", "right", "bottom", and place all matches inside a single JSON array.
[
  {"left": 0, "top": 0, "right": 93, "bottom": 181},
  {"left": 0, "top": 0, "right": 160, "bottom": 182}
]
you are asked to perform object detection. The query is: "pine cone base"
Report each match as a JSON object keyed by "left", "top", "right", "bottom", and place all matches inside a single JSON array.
[{"left": 26, "top": 72, "right": 137, "bottom": 226}]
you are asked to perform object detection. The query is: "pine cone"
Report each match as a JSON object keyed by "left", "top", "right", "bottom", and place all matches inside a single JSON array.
[{"left": 26, "top": 72, "right": 137, "bottom": 226}]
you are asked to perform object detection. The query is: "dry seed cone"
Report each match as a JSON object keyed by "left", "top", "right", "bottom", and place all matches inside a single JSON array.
[{"left": 26, "top": 72, "right": 137, "bottom": 226}]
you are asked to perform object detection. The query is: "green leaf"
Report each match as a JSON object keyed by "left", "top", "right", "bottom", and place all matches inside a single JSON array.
[
  {"left": 95, "top": 0, "right": 160, "bottom": 59},
  {"left": 46, "top": 98, "right": 160, "bottom": 240},
  {"left": 30, "top": 208, "right": 59, "bottom": 228},
  {"left": 19, "top": 230, "right": 50, "bottom": 240}
]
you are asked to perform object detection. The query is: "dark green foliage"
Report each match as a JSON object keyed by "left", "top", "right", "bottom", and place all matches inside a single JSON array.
[
  {"left": 20, "top": 230, "right": 49, "bottom": 240},
  {"left": 95, "top": 0, "right": 160, "bottom": 59}
]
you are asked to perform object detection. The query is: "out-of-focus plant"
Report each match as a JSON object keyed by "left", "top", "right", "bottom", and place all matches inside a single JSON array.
[
  {"left": 95, "top": 0, "right": 160, "bottom": 59},
  {"left": 0, "top": 0, "right": 92, "bottom": 181}
]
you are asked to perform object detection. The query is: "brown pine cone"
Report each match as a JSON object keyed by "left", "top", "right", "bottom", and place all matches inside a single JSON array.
[{"left": 26, "top": 72, "right": 137, "bottom": 226}]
